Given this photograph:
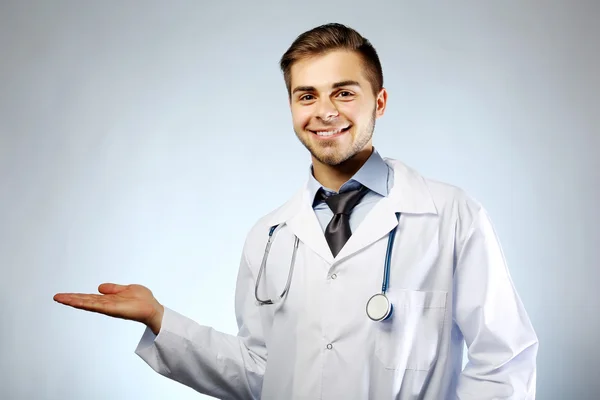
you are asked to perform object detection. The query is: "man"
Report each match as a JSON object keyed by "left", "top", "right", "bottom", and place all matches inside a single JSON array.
[{"left": 54, "top": 23, "right": 538, "bottom": 399}]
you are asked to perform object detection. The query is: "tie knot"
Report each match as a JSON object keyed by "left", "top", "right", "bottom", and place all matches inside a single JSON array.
[{"left": 322, "top": 186, "right": 368, "bottom": 215}]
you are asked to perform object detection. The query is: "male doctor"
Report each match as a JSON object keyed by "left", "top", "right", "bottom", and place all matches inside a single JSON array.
[{"left": 54, "top": 23, "right": 538, "bottom": 399}]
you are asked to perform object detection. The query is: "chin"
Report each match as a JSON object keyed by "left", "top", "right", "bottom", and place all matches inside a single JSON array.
[{"left": 313, "top": 150, "right": 354, "bottom": 166}]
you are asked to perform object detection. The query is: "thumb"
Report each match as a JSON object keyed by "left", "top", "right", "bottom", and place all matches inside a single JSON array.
[{"left": 98, "top": 283, "right": 129, "bottom": 294}]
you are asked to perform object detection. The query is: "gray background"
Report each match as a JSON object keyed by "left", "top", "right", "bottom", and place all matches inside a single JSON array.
[{"left": 1, "top": 1, "right": 598, "bottom": 399}]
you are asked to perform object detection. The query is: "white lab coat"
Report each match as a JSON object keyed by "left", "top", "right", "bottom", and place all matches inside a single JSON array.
[{"left": 135, "top": 158, "right": 538, "bottom": 399}]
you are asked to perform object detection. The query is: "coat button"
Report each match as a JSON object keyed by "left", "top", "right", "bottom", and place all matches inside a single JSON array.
[
  {"left": 330, "top": 274, "right": 337, "bottom": 280},
  {"left": 326, "top": 343, "right": 333, "bottom": 350}
]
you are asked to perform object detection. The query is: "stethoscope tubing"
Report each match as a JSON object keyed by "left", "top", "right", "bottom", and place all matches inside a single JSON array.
[{"left": 255, "top": 212, "right": 401, "bottom": 316}]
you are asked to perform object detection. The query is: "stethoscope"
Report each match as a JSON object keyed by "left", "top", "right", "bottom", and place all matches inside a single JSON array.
[{"left": 254, "top": 212, "right": 401, "bottom": 322}]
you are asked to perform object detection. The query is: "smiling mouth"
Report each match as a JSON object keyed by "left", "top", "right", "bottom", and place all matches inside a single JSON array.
[{"left": 309, "top": 125, "right": 352, "bottom": 137}]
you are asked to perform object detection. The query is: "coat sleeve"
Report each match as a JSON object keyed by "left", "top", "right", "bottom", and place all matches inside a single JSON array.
[
  {"left": 134, "top": 245, "right": 267, "bottom": 400},
  {"left": 453, "top": 207, "right": 538, "bottom": 399}
]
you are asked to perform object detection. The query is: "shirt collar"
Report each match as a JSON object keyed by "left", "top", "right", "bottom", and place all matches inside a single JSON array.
[
  {"left": 306, "top": 148, "right": 390, "bottom": 202},
  {"left": 267, "top": 157, "right": 438, "bottom": 229}
]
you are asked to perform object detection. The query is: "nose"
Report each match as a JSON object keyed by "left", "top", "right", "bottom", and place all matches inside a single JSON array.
[{"left": 316, "top": 97, "right": 339, "bottom": 122}]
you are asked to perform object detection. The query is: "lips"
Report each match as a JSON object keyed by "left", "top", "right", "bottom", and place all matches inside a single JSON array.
[{"left": 309, "top": 125, "right": 352, "bottom": 137}]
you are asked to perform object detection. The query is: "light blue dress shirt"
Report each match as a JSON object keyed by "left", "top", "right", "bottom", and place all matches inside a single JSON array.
[{"left": 306, "top": 149, "right": 393, "bottom": 233}]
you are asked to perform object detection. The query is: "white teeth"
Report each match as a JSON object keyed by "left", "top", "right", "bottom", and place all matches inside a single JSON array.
[{"left": 314, "top": 127, "right": 346, "bottom": 136}]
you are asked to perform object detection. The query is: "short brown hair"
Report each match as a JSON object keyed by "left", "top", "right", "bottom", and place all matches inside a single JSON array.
[{"left": 279, "top": 23, "right": 384, "bottom": 97}]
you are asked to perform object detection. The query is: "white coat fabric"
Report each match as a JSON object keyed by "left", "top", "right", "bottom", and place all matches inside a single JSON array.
[{"left": 135, "top": 158, "right": 538, "bottom": 399}]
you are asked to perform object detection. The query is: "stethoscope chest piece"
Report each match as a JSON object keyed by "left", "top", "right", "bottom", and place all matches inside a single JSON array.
[{"left": 366, "top": 293, "right": 393, "bottom": 322}]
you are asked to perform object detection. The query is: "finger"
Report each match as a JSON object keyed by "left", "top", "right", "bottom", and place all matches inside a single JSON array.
[
  {"left": 54, "top": 293, "right": 101, "bottom": 305},
  {"left": 98, "top": 283, "right": 128, "bottom": 295},
  {"left": 53, "top": 293, "right": 114, "bottom": 314},
  {"left": 53, "top": 293, "right": 86, "bottom": 302}
]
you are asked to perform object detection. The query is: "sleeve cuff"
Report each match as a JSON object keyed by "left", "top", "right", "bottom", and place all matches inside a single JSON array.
[
  {"left": 135, "top": 306, "right": 175, "bottom": 349},
  {"left": 134, "top": 306, "right": 179, "bottom": 374}
]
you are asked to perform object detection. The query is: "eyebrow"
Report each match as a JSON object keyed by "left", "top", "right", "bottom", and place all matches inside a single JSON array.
[{"left": 291, "top": 80, "right": 361, "bottom": 95}]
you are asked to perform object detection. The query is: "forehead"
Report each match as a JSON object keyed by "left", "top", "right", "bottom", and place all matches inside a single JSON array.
[{"left": 290, "top": 50, "right": 369, "bottom": 91}]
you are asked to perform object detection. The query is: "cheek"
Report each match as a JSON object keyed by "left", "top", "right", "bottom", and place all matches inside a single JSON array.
[
  {"left": 292, "top": 107, "right": 313, "bottom": 129},
  {"left": 337, "top": 103, "right": 359, "bottom": 122}
]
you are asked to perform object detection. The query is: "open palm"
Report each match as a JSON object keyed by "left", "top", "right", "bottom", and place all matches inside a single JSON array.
[{"left": 54, "top": 283, "right": 164, "bottom": 334}]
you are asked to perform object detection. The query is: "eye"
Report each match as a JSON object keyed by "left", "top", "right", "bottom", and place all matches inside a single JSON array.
[
  {"left": 337, "top": 91, "right": 354, "bottom": 98},
  {"left": 299, "top": 94, "right": 315, "bottom": 101}
]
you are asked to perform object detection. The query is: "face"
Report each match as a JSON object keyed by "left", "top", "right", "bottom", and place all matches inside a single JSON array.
[{"left": 289, "top": 50, "right": 387, "bottom": 166}]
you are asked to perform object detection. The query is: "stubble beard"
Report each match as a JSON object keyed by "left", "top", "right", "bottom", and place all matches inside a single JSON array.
[{"left": 296, "top": 109, "right": 376, "bottom": 167}]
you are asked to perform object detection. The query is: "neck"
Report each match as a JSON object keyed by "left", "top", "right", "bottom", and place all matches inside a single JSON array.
[{"left": 312, "top": 146, "right": 373, "bottom": 192}]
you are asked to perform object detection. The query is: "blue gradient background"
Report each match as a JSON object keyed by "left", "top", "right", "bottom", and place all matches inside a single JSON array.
[{"left": 1, "top": 1, "right": 598, "bottom": 399}]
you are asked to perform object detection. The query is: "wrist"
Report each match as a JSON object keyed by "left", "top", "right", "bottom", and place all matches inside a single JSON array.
[{"left": 149, "top": 303, "right": 164, "bottom": 336}]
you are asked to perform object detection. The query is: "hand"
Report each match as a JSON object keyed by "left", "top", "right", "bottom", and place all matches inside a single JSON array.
[{"left": 53, "top": 283, "right": 165, "bottom": 335}]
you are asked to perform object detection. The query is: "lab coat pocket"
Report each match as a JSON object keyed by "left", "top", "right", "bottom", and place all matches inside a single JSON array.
[{"left": 374, "top": 289, "right": 447, "bottom": 371}]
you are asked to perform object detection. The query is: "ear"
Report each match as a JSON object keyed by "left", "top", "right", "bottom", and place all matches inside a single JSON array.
[{"left": 375, "top": 88, "right": 388, "bottom": 118}]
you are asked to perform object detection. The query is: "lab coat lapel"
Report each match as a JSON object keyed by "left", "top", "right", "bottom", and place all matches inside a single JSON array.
[
  {"left": 334, "top": 159, "right": 439, "bottom": 263},
  {"left": 267, "top": 186, "right": 334, "bottom": 265},
  {"left": 334, "top": 196, "right": 398, "bottom": 263},
  {"left": 286, "top": 203, "right": 334, "bottom": 264}
]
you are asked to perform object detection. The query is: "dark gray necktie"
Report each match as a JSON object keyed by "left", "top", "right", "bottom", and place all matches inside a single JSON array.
[{"left": 319, "top": 186, "right": 368, "bottom": 257}]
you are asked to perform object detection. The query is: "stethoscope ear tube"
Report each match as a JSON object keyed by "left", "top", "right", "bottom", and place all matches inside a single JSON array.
[
  {"left": 255, "top": 224, "right": 298, "bottom": 306},
  {"left": 255, "top": 225, "right": 279, "bottom": 305},
  {"left": 381, "top": 212, "right": 401, "bottom": 294},
  {"left": 367, "top": 212, "right": 401, "bottom": 321}
]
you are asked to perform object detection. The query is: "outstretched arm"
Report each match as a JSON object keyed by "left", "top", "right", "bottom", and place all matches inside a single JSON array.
[{"left": 54, "top": 247, "right": 267, "bottom": 400}]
